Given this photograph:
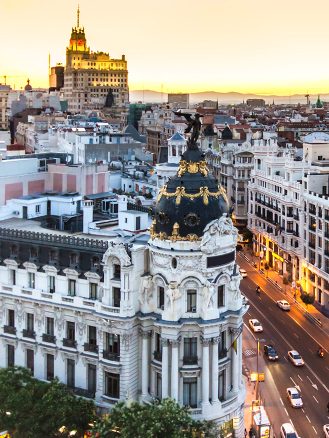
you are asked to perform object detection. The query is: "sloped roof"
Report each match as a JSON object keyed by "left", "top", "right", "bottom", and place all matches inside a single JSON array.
[{"left": 169, "top": 132, "right": 185, "bottom": 142}]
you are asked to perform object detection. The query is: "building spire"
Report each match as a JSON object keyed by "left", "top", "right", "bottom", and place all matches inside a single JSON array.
[{"left": 77, "top": 4, "right": 80, "bottom": 28}]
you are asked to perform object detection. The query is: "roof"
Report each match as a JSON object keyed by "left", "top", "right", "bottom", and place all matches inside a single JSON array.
[
  {"left": 85, "top": 191, "right": 115, "bottom": 200},
  {"left": 169, "top": 132, "right": 185, "bottom": 142}
]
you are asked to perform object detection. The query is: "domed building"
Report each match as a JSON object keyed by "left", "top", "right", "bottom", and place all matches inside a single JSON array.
[{"left": 141, "top": 137, "right": 247, "bottom": 436}]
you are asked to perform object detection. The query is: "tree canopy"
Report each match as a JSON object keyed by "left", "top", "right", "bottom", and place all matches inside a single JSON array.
[
  {"left": 87, "top": 398, "right": 218, "bottom": 438},
  {"left": 0, "top": 367, "right": 95, "bottom": 438}
]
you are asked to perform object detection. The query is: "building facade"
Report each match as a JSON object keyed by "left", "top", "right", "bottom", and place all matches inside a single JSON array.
[{"left": 62, "top": 7, "right": 129, "bottom": 113}]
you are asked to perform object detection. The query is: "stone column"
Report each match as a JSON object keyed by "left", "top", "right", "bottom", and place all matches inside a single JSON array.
[
  {"left": 211, "top": 337, "right": 219, "bottom": 403},
  {"left": 140, "top": 330, "right": 151, "bottom": 397},
  {"left": 170, "top": 338, "right": 180, "bottom": 401},
  {"left": 201, "top": 336, "right": 211, "bottom": 405},
  {"left": 161, "top": 338, "right": 169, "bottom": 398}
]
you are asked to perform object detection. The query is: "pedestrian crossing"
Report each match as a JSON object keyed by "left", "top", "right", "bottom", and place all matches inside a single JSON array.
[{"left": 243, "top": 348, "right": 257, "bottom": 357}]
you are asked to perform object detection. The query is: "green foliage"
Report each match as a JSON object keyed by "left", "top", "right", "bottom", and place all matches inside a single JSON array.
[
  {"left": 300, "top": 292, "right": 315, "bottom": 305},
  {"left": 241, "top": 229, "right": 253, "bottom": 243},
  {"left": 88, "top": 399, "right": 218, "bottom": 438},
  {"left": 0, "top": 367, "right": 95, "bottom": 438}
]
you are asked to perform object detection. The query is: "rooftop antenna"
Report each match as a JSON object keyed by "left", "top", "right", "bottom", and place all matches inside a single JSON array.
[
  {"left": 77, "top": 4, "right": 80, "bottom": 28},
  {"left": 48, "top": 53, "right": 51, "bottom": 76},
  {"left": 305, "top": 92, "right": 310, "bottom": 106}
]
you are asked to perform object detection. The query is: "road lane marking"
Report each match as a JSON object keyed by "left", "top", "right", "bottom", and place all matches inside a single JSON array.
[
  {"left": 293, "top": 332, "right": 299, "bottom": 338},
  {"left": 307, "top": 375, "right": 318, "bottom": 390},
  {"left": 306, "top": 415, "right": 311, "bottom": 423},
  {"left": 280, "top": 397, "right": 284, "bottom": 406},
  {"left": 313, "top": 395, "right": 319, "bottom": 403},
  {"left": 297, "top": 374, "right": 303, "bottom": 381},
  {"left": 290, "top": 377, "right": 298, "bottom": 387},
  {"left": 284, "top": 408, "right": 288, "bottom": 415},
  {"left": 312, "top": 426, "right": 318, "bottom": 434}
]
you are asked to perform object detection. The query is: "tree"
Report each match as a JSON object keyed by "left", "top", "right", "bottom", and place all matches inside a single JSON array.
[
  {"left": 0, "top": 367, "right": 95, "bottom": 438},
  {"left": 300, "top": 292, "right": 315, "bottom": 305},
  {"left": 87, "top": 399, "right": 218, "bottom": 438}
]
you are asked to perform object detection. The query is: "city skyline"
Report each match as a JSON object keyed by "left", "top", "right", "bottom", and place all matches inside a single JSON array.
[{"left": 1, "top": 0, "right": 329, "bottom": 94}]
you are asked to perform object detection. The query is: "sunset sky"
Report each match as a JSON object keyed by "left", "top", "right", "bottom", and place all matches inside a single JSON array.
[{"left": 1, "top": 0, "right": 329, "bottom": 95}]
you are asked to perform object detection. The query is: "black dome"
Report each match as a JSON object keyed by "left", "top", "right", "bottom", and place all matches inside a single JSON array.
[
  {"left": 151, "top": 148, "right": 229, "bottom": 241},
  {"left": 221, "top": 125, "right": 233, "bottom": 140}
]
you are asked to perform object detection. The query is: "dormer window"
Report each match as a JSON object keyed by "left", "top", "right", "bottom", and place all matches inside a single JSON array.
[
  {"left": 217, "top": 285, "right": 225, "bottom": 307},
  {"left": 187, "top": 289, "right": 197, "bottom": 313},
  {"left": 113, "top": 264, "right": 121, "bottom": 280}
]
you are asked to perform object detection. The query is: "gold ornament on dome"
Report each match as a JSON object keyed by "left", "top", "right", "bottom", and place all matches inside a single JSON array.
[
  {"left": 157, "top": 184, "right": 226, "bottom": 206},
  {"left": 149, "top": 219, "right": 200, "bottom": 242},
  {"left": 178, "top": 160, "right": 209, "bottom": 177}
]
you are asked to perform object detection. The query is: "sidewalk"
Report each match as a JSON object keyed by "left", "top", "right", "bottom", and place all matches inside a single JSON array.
[{"left": 239, "top": 247, "right": 329, "bottom": 338}]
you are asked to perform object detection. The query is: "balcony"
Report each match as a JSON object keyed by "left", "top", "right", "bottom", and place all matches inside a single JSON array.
[
  {"left": 4, "top": 325, "right": 16, "bottom": 335},
  {"left": 103, "top": 351, "right": 120, "bottom": 361},
  {"left": 183, "top": 356, "right": 198, "bottom": 365},
  {"left": 72, "top": 387, "right": 95, "bottom": 399},
  {"left": 63, "top": 338, "right": 77, "bottom": 349},
  {"left": 22, "top": 329, "right": 35, "bottom": 339},
  {"left": 153, "top": 350, "right": 162, "bottom": 362},
  {"left": 84, "top": 342, "right": 98, "bottom": 354},
  {"left": 42, "top": 333, "right": 56, "bottom": 344}
]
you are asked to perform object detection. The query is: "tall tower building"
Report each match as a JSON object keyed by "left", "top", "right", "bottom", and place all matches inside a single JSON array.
[{"left": 62, "top": 6, "right": 129, "bottom": 113}]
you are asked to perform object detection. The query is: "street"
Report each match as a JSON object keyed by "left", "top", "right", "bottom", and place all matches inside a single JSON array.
[{"left": 239, "top": 253, "right": 329, "bottom": 437}]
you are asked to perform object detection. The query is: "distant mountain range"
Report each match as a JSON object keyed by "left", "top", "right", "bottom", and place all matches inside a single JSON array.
[{"left": 130, "top": 90, "right": 329, "bottom": 105}]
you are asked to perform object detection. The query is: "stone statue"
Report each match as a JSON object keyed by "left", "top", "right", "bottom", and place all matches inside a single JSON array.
[
  {"left": 174, "top": 111, "right": 202, "bottom": 148},
  {"left": 227, "top": 272, "right": 242, "bottom": 301},
  {"left": 201, "top": 214, "right": 238, "bottom": 253},
  {"left": 201, "top": 281, "right": 216, "bottom": 311},
  {"left": 165, "top": 282, "right": 181, "bottom": 313},
  {"left": 139, "top": 276, "right": 153, "bottom": 304}
]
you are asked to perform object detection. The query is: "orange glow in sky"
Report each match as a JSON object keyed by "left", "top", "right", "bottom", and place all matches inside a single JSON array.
[{"left": 1, "top": 0, "right": 329, "bottom": 95}]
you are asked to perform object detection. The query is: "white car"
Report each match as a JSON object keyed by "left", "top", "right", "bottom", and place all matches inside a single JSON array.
[
  {"left": 277, "top": 299, "right": 291, "bottom": 311},
  {"left": 280, "top": 423, "right": 299, "bottom": 438},
  {"left": 287, "top": 350, "right": 304, "bottom": 367},
  {"left": 249, "top": 318, "right": 263, "bottom": 333},
  {"left": 286, "top": 387, "right": 303, "bottom": 408},
  {"left": 240, "top": 268, "right": 247, "bottom": 278},
  {"left": 323, "top": 424, "right": 329, "bottom": 438}
]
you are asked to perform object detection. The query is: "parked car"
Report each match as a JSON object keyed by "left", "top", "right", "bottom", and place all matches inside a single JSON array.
[
  {"left": 280, "top": 423, "right": 299, "bottom": 438},
  {"left": 323, "top": 424, "right": 329, "bottom": 438},
  {"left": 286, "top": 387, "right": 303, "bottom": 408},
  {"left": 240, "top": 268, "right": 247, "bottom": 278},
  {"left": 277, "top": 299, "right": 291, "bottom": 311},
  {"left": 264, "top": 344, "right": 279, "bottom": 361},
  {"left": 287, "top": 350, "right": 304, "bottom": 366},
  {"left": 249, "top": 318, "right": 263, "bottom": 333}
]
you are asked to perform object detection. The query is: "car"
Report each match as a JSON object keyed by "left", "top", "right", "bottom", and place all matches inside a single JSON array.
[
  {"left": 287, "top": 350, "right": 304, "bottom": 366},
  {"left": 277, "top": 299, "right": 291, "bottom": 311},
  {"left": 249, "top": 318, "right": 263, "bottom": 333},
  {"left": 240, "top": 268, "right": 247, "bottom": 278},
  {"left": 264, "top": 344, "right": 279, "bottom": 361},
  {"left": 286, "top": 387, "right": 303, "bottom": 408},
  {"left": 323, "top": 424, "right": 329, "bottom": 438},
  {"left": 280, "top": 422, "right": 299, "bottom": 438}
]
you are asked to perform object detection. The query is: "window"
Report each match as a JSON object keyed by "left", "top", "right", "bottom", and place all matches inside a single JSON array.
[
  {"left": 158, "top": 286, "right": 164, "bottom": 309},
  {"left": 26, "top": 313, "right": 34, "bottom": 332},
  {"left": 105, "top": 372, "right": 120, "bottom": 398},
  {"left": 87, "top": 364, "right": 97, "bottom": 395},
  {"left": 68, "top": 279, "right": 76, "bottom": 296},
  {"left": 67, "top": 359, "right": 75, "bottom": 388},
  {"left": 113, "top": 287, "right": 121, "bottom": 307},
  {"left": 67, "top": 322, "right": 75, "bottom": 341},
  {"left": 8, "top": 309, "right": 15, "bottom": 327},
  {"left": 10, "top": 269, "right": 16, "bottom": 285},
  {"left": 7, "top": 344, "right": 15, "bottom": 367},
  {"left": 218, "top": 370, "right": 225, "bottom": 401},
  {"left": 183, "top": 378, "right": 197, "bottom": 408},
  {"left": 46, "top": 317, "right": 54, "bottom": 336},
  {"left": 183, "top": 338, "right": 197, "bottom": 364},
  {"left": 105, "top": 333, "right": 120, "bottom": 354},
  {"left": 46, "top": 354, "right": 54, "bottom": 380},
  {"left": 26, "top": 349, "right": 34, "bottom": 375},
  {"left": 48, "top": 276, "right": 55, "bottom": 293},
  {"left": 28, "top": 272, "right": 35, "bottom": 289},
  {"left": 35, "top": 205, "right": 40, "bottom": 213},
  {"left": 88, "top": 326, "right": 97, "bottom": 345},
  {"left": 187, "top": 289, "right": 197, "bottom": 312},
  {"left": 217, "top": 285, "right": 225, "bottom": 307},
  {"left": 113, "top": 264, "right": 121, "bottom": 279},
  {"left": 155, "top": 372, "right": 162, "bottom": 399},
  {"left": 89, "top": 283, "right": 98, "bottom": 300}
]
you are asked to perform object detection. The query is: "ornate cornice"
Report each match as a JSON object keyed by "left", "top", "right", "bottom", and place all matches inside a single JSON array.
[
  {"left": 150, "top": 220, "right": 200, "bottom": 242},
  {"left": 157, "top": 184, "right": 226, "bottom": 206},
  {"left": 177, "top": 160, "right": 209, "bottom": 177}
]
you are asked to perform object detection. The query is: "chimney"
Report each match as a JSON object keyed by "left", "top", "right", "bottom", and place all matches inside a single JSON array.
[{"left": 82, "top": 200, "right": 94, "bottom": 234}]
